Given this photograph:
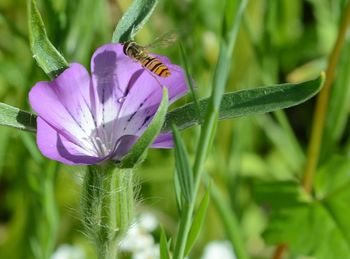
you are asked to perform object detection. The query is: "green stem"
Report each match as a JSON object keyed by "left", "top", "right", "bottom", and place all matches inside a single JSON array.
[
  {"left": 179, "top": 42, "right": 202, "bottom": 123},
  {"left": 173, "top": 1, "right": 248, "bottom": 258},
  {"left": 273, "top": 3, "right": 350, "bottom": 259},
  {"left": 302, "top": 0, "right": 350, "bottom": 194},
  {"left": 81, "top": 164, "right": 134, "bottom": 259},
  {"left": 173, "top": 48, "right": 225, "bottom": 259}
]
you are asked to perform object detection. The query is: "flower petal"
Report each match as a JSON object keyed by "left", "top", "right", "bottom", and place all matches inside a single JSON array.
[
  {"left": 116, "top": 70, "right": 163, "bottom": 137},
  {"left": 90, "top": 43, "right": 188, "bottom": 140},
  {"left": 151, "top": 133, "right": 173, "bottom": 148},
  {"left": 155, "top": 55, "right": 189, "bottom": 103},
  {"left": 36, "top": 118, "right": 106, "bottom": 165},
  {"left": 31, "top": 43, "right": 188, "bottom": 165},
  {"left": 112, "top": 135, "right": 138, "bottom": 161},
  {"left": 90, "top": 44, "right": 144, "bottom": 145},
  {"left": 29, "top": 63, "right": 97, "bottom": 151},
  {"left": 116, "top": 54, "right": 188, "bottom": 139}
]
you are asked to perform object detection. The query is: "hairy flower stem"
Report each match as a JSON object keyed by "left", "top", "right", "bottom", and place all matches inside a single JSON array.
[{"left": 81, "top": 164, "right": 134, "bottom": 259}]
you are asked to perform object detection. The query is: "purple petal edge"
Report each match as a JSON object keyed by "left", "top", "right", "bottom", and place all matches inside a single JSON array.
[
  {"left": 151, "top": 133, "right": 173, "bottom": 148},
  {"left": 36, "top": 118, "right": 106, "bottom": 165}
]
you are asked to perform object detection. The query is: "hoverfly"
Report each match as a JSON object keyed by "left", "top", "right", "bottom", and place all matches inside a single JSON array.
[{"left": 122, "top": 32, "right": 179, "bottom": 78}]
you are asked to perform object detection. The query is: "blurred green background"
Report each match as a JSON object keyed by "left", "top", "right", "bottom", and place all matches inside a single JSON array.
[{"left": 0, "top": 0, "right": 349, "bottom": 258}]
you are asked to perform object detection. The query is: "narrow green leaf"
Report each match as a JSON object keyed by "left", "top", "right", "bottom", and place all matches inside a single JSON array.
[
  {"left": 0, "top": 127, "right": 11, "bottom": 177},
  {"left": 172, "top": 125, "right": 194, "bottom": 203},
  {"left": 0, "top": 75, "right": 324, "bottom": 134},
  {"left": 119, "top": 88, "right": 168, "bottom": 168},
  {"left": 159, "top": 227, "right": 170, "bottom": 259},
  {"left": 322, "top": 37, "right": 350, "bottom": 159},
  {"left": 27, "top": 0, "right": 68, "bottom": 78},
  {"left": 184, "top": 187, "right": 210, "bottom": 256},
  {"left": 179, "top": 42, "right": 201, "bottom": 122},
  {"left": 174, "top": 169, "right": 183, "bottom": 213},
  {"left": 162, "top": 74, "right": 325, "bottom": 132},
  {"left": 112, "top": 0, "right": 158, "bottom": 43},
  {"left": 0, "top": 102, "right": 36, "bottom": 132}
]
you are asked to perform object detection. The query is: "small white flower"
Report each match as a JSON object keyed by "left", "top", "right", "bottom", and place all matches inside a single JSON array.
[
  {"left": 133, "top": 244, "right": 160, "bottom": 259},
  {"left": 138, "top": 212, "right": 158, "bottom": 232},
  {"left": 119, "top": 224, "right": 155, "bottom": 252},
  {"left": 51, "top": 244, "right": 85, "bottom": 259},
  {"left": 201, "top": 240, "right": 236, "bottom": 259},
  {"left": 119, "top": 213, "right": 160, "bottom": 259}
]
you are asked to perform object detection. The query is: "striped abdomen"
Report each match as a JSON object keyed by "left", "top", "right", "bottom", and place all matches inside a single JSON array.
[
  {"left": 123, "top": 41, "right": 171, "bottom": 78},
  {"left": 140, "top": 56, "right": 171, "bottom": 78}
]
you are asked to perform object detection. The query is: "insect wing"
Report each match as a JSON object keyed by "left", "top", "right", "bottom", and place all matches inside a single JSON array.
[{"left": 145, "top": 31, "right": 180, "bottom": 49}]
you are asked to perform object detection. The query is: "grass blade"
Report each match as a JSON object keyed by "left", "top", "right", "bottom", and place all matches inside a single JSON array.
[
  {"left": 112, "top": 0, "right": 158, "bottom": 43},
  {"left": 172, "top": 125, "right": 194, "bottom": 203},
  {"left": 174, "top": 169, "right": 184, "bottom": 213},
  {"left": 184, "top": 186, "right": 210, "bottom": 256},
  {"left": 322, "top": 37, "right": 350, "bottom": 159},
  {"left": 174, "top": 1, "right": 249, "bottom": 257},
  {"left": 159, "top": 227, "right": 170, "bottom": 259},
  {"left": 179, "top": 42, "right": 201, "bottom": 122}
]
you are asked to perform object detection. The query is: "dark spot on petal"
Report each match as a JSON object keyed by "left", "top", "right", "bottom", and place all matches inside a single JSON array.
[
  {"left": 127, "top": 111, "right": 137, "bottom": 122},
  {"left": 138, "top": 115, "right": 152, "bottom": 130},
  {"left": 125, "top": 69, "right": 144, "bottom": 96}
]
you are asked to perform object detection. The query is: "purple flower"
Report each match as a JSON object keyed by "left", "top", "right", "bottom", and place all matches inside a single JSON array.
[{"left": 29, "top": 43, "right": 188, "bottom": 165}]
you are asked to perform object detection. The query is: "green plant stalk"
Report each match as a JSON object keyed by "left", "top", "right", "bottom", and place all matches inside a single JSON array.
[
  {"left": 173, "top": 43, "right": 228, "bottom": 259},
  {"left": 81, "top": 164, "right": 134, "bottom": 259},
  {"left": 173, "top": 0, "right": 248, "bottom": 258},
  {"left": 179, "top": 42, "right": 202, "bottom": 123},
  {"left": 274, "top": 2, "right": 350, "bottom": 259},
  {"left": 209, "top": 180, "right": 248, "bottom": 259},
  {"left": 302, "top": 0, "right": 350, "bottom": 194}
]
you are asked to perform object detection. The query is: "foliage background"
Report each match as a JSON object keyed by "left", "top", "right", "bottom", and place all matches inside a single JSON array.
[{"left": 0, "top": 0, "right": 349, "bottom": 258}]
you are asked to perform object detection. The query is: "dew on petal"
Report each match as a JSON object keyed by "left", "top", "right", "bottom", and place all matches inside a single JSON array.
[{"left": 118, "top": 96, "right": 126, "bottom": 103}]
